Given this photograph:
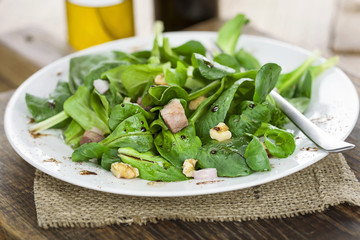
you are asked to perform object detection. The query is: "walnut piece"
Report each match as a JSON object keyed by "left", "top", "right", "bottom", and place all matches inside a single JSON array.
[
  {"left": 111, "top": 162, "right": 139, "bottom": 179},
  {"left": 209, "top": 122, "right": 232, "bottom": 142},
  {"left": 182, "top": 159, "right": 198, "bottom": 177},
  {"left": 154, "top": 73, "right": 167, "bottom": 85},
  {"left": 189, "top": 96, "right": 207, "bottom": 110}
]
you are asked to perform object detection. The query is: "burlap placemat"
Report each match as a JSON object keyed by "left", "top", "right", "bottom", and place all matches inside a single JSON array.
[{"left": 34, "top": 153, "right": 360, "bottom": 229}]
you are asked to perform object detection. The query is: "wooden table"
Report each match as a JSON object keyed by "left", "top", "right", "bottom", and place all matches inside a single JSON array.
[{"left": 1, "top": 18, "right": 360, "bottom": 239}]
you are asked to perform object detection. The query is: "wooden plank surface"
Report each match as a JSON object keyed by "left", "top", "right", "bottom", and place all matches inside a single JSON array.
[{"left": 1, "top": 17, "right": 360, "bottom": 240}]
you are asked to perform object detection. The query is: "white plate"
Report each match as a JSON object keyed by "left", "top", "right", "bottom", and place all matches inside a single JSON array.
[{"left": 4, "top": 32, "right": 359, "bottom": 197}]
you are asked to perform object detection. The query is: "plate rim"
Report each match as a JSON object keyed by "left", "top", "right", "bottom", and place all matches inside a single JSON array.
[{"left": 4, "top": 32, "right": 359, "bottom": 197}]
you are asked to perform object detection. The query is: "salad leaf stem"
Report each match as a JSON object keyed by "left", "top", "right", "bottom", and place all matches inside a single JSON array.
[
  {"left": 29, "top": 111, "right": 69, "bottom": 133},
  {"left": 188, "top": 80, "right": 220, "bottom": 101}
]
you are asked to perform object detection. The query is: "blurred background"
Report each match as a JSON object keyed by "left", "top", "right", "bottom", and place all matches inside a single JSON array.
[{"left": 0, "top": 0, "right": 359, "bottom": 92}]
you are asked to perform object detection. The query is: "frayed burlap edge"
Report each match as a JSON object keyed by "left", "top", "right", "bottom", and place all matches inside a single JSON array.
[{"left": 34, "top": 153, "right": 360, "bottom": 229}]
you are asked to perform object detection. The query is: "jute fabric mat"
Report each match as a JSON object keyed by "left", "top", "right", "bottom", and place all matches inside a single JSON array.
[{"left": 34, "top": 153, "right": 360, "bottom": 228}]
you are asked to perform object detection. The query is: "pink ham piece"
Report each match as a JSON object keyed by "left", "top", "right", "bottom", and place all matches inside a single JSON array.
[
  {"left": 193, "top": 168, "right": 218, "bottom": 180},
  {"left": 160, "top": 99, "right": 188, "bottom": 133},
  {"left": 80, "top": 127, "right": 105, "bottom": 145}
]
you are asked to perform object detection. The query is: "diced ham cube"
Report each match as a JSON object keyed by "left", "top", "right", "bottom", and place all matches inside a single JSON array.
[
  {"left": 160, "top": 99, "right": 188, "bottom": 133},
  {"left": 80, "top": 129, "right": 105, "bottom": 145}
]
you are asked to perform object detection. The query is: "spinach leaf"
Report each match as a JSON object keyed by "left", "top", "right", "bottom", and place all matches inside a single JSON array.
[
  {"left": 245, "top": 136, "right": 270, "bottom": 171},
  {"left": 154, "top": 123, "right": 202, "bottom": 167},
  {"left": 100, "top": 65, "right": 129, "bottom": 95},
  {"left": 64, "top": 120, "right": 84, "bottom": 148},
  {"left": 103, "top": 83, "right": 123, "bottom": 108},
  {"left": 100, "top": 113, "right": 154, "bottom": 152},
  {"left": 84, "top": 61, "right": 127, "bottom": 90},
  {"left": 227, "top": 101, "right": 271, "bottom": 137},
  {"left": 188, "top": 80, "right": 220, "bottom": 101},
  {"left": 161, "top": 37, "right": 181, "bottom": 67},
  {"left": 121, "top": 63, "right": 169, "bottom": 98},
  {"left": 26, "top": 81, "right": 72, "bottom": 128},
  {"left": 276, "top": 50, "right": 320, "bottom": 94},
  {"left": 118, "top": 148, "right": 188, "bottom": 182},
  {"left": 214, "top": 53, "right": 241, "bottom": 72},
  {"left": 101, "top": 148, "right": 121, "bottom": 170},
  {"left": 189, "top": 78, "right": 225, "bottom": 123},
  {"left": 196, "top": 79, "right": 248, "bottom": 142},
  {"left": 264, "top": 128, "right": 295, "bottom": 158},
  {"left": 294, "top": 69, "right": 312, "bottom": 98},
  {"left": 216, "top": 14, "right": 249, "bottom": 55},
  {"left": 253, "top": 63, "right": 281, "bottom": 103},
  {"left": 90, "top": 90, "right": 111, "bottom": 124},
  {"left": 72, "top": 142, "right": 109, "bottom": 162},
  {"left": 131, "top": 50, "right": 151, "bottom": 60},
  {"left": 164, "top": 61, "right": 187, "bottom": 87},
  {"left": 310, "top": 56, "right": 338, "bottom": 78},
  {"left": 234, "top": 48, "right": 261, "bottom": 70},
  {"left": 142, "top": 85, "right": 188, "bottom": 106},
  {"left": 191, "top": 53, "right": 235, "bottom": 80},
  {"left": 114, "top": 51, "right": 147, "bottom": 64},
  {"left": 108, "top": 103, "right": 155, "bottom": 130},
  {"left": 148, "top": 21, "right": 163, "bottom": 64},
  {"left": 172, "top": 40, "right": 206, "bottom": 64},
  {"left": 287, "top": 97, "right": 310, "bottom": 113},
  {"left": 69, "top": 52, "right": 117, "bottom": 93},
  {"left": 197, "top": 137, "right": 253, "bottom": 177},
  {"left": 63, "top": 86, "right": 110, "bottom": 133}
]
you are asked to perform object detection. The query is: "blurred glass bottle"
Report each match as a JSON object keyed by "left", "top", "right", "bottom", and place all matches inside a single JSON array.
[
  {"left": 66, "top": 0, "right": 135, "bottom": 50},
  {"left": 154, "top": 0, "right": 218, "bottom": 31}
]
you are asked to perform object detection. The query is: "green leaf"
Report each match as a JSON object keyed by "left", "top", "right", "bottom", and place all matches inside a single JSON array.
[
  {"left": 26, "top": 81, "right": 72, "bottom": 128},
  {"left": 72, "top": 142, "right": 109, "bottom": 162},
  {"left": 84, "top": 61, "right": 127, "bottom": 90},
  {"left": 216, "top": 14, "right": 249, "bottom": 55},
  {"left": 227, "top": 101, "right": 271, "bottom": 137},
  {"left": 64, "top": 120, "right": 84, "bottom": 148},
  {"left": 69, "top": 52, "right": 117, "bottom": 93},
  {"left": 161, "top": 37, "right": 182, "bottom": 67},
  {"left": 197, "top": 137, "right": 253, "bottom": 177},
  {"left": 108, "top": 103, "right": 155, "bottom": 130},
  {"left": 253, "top": 63, "right": 282, "bottom": 103},
  {"left": 196, "top": 79, "right": 249, "bottom": 142},
  {"left": 245, "top": 136, "right": 270, "bottom": 171},
  {"left": 118, "top": 148, "right": 188, "bottom": 182},
  {"left": 264, "top": 128, "right": 295, "bottom": 158},
  {"left": 188, "top": 80, "right": 220, "bottom": 101},
  {"left": 100, "top": 113, "right": 154, "bottom": 152},
  {"left": 64, "top": 86, "right": 110, "bottom": 133},
  {"left": 234, "top": 48, "right": 261, "bottom": 70},
  {"left": 189, "top": 78, "right": 225, "bottom": 123},
  {"left": 191, "top": 53, "right": 235, "bottom": 80},
  {"left": 114, "top": 51, "right": 147, "bottom": 64},
  {"left": 172, "top": 40, "right": 206, "bottom": 64},
  {"left": 121, "top": 63, "right": 169, "bottom": 98},
  {"left": 164, "top": 61, "right": 187, "bottom": 87},
  {"left": 287, "top": 97, "right": 310, "bottom": 113},
  {"left": 90, "top": 90, "right": 111, "bottom": 124},
  {"left": 101, "top": 148, "right": 121, "bottom": 170},
  {"left": 142, "top": 85, "right": 188, "bottom": 106},
  {"left": 214, "top": 53, "right": 241, "bottom": 72},
  {"left": 276, "top": 50, "right": 320, "bottom": 94},
  {"left": 154, "top": 123, "right": 202, "bottom": 167}
]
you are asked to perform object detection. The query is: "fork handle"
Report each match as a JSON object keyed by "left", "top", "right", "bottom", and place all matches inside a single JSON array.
[{"left": 270, "top": 91, "right": 354, "bottom": 152}]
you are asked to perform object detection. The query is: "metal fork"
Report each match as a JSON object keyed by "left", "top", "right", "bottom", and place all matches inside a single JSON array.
[{"left": 270, "top": 91, "right": 354, "bottom": 152}]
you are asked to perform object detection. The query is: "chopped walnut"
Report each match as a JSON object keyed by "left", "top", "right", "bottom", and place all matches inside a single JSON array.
[
  {"left": 111, "top": 162, "right": 139, "bottom": 179},
  {"left": 182, "top": 159, "right": 198, "bottom": 177},
  {"left": 209, "top": 122, "right": 232, "bottom": 142},
  {"left": 154, "top": 73, "right": 167, "bottom": 85},
  {"left": 189, "top": 96, "right": 207, "bottom": 110}
]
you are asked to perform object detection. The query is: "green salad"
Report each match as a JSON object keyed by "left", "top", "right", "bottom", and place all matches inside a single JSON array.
[{"left": 26, "top": 14, "right": 338, "bottom": 182}]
